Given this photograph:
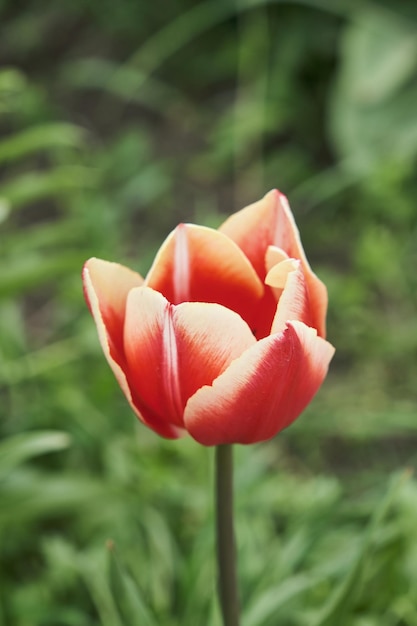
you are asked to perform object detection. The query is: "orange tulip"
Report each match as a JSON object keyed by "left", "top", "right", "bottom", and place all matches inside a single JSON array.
[{"left": 83, "top": 190, "right": 334, "bottom": 445}]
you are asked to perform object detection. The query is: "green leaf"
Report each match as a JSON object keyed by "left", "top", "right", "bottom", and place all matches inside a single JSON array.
[
  {"left": 0, "top": 68, "right": 27, "bottom": 114},
  {"left": 0, "top": 166, "right": 95, "bottom": 210},
  {"left": 311, "top": 471, "right": 410, "bottom": 626},
  {"left": 0, "top": 472, "right": 107, "bottom": 526},
  {"left": 0, "top": 123, "right": 86, "bottom": 165},
  {"left": 108, "top": 542, "right": 157, "bottom": 626},
  {"left": 0, "top": 338, "right": 89, "bottom": 386},
  {"left": 330, "top": 6, "right": 417, "bottom": 167},
  {"left": 0, "top": 431, "right": 71, "bottom": 480},
  {"left": 243, "top": 573, "right": 324, "bottom": 626},
  {"left": 0, "top": 252, "right": 85, "bottom": 298}
]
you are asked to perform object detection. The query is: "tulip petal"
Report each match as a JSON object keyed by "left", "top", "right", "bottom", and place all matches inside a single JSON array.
[
  {"left": 83, "top": 258, "right": 144, "bottom": 364},
  {"left": 83, "top": 259, "right": 181, "bottom": 439},
  {"left": 242, "top": 245, "right": 288, "bottom": 339},
  {"left": 124, "top": 287, "right": 256, "bottom": 429},
  {"left": 266, "top": 259, "right": 312, "bottom": 332},
  {"left": 265, "top": 245, "right": 289, "bottom": 274},
  {"left": 184, "top": 321, "right": 335, "bottom": 445},
  {"left": 219, "top": 190, "right": 328, "bottom": 337},
  {"left": 145, "top": 223, "right": 263, "bottom": 330}
]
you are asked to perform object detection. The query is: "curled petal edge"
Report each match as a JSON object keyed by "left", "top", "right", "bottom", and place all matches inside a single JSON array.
[
  {"left": 83, "top": 263, "right": 183, "bottom": 439},
  {"left": 220, "top": 190, "right": 328, "bottom": 337},
  {"left": 146, "top": 222, "right": 263, "bottom": 303},
  {"left": 266, "top": 258, "right": 312, "bottom": 333},
  {"left": 184, "top": 320, "right": 335, "bottom": 446}
]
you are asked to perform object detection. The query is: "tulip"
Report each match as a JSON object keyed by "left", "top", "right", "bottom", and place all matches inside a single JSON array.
[{"left": 83, "top": 190, "right": 334, "bottom": 446}]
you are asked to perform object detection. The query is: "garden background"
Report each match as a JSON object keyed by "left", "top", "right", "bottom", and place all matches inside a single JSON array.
[{"left": 1, "top": 0, "right": 417, "bottom": 624}]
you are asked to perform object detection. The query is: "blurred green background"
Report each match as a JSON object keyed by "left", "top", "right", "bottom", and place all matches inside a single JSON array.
[{"left": 1, "top": 0, "right": 417, "bottom": 624}]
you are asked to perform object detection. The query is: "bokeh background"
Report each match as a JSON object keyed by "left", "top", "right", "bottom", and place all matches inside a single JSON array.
[{"left": 1, "top": 0, "right": 417, "bottom": 624}]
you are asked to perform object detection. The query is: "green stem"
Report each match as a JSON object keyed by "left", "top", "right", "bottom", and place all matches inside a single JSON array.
[{"left": 215, "top": 444, "right": 240, "bottom": 626}]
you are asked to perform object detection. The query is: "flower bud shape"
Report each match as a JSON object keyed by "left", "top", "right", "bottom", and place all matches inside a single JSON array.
[{"left": 83, "top": 190, "right": 334, "bottom": 445}]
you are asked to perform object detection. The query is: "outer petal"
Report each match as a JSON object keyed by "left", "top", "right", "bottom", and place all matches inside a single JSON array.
[
  {"left": 219, "top": 190, "right": 328, "bottom": 337},
  {"left": 145, "top": 223, "right": 263, "bottom": 330},
  {"left": 184, "top": 321, "right": 335, "bottom": 445},
  {"left": 83, "top": 257, "right": 144, "bottom": 362},
  {"left": 83, "top": 258, "right": 181, "bottom": 439},
  {"left": 124, "top": 287, "right": 256, "bottom": 429}
]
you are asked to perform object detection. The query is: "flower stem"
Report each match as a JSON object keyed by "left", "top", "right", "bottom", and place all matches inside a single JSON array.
[{"left": 215, "top": 444, "right": 240, "bottom": 626}]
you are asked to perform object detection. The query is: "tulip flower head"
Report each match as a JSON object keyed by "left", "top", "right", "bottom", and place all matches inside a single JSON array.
[{"left": 83, "top": 190, "right": 334, "bottom": 445}]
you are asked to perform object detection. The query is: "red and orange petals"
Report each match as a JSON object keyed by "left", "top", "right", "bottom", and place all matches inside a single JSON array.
[
  {"left": 219, "top": 189, "right": 282, "bottom": 280},
  {"left": 270, "top": 193, "right": 328, "bottom": 337},
  {"left": 82, "top": 259, "right": 180, "bottom": 439},
  {"left": 219, "top": 190, "right": 328, "bottom": 338},
  {"left": 266, "top": 259, "right": 313, "bottom": 332},
  {"left": 129, "top": 392, "right": 184, "bottom": 439},
  {"left": 184, "top": 321, "right": 335, "bottom": 445},
  {"left": 265, "top": 245, "right": 289, "bottom": 275},
  {"left": 145, "top": 223, "right": 263, "bottom": 329},
  {"left": 83, "top": 258, "right": 144, "bottom": 318},
  {"left": 83, "top": 190, "right": 332, "bottom": 444},
  {"left": 123, "top": 286, "right": 256, "bottom": 430},
  {"left": 83, "top": 258, "right": 144, "bottom": 363},
  {"left": 220, "top": 189, "right": 306, "bottom": 276}
]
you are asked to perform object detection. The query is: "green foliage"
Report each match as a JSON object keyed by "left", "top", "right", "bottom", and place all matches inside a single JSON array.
[{"left": 0, "top": 0, "right": 416, "bottom": 624}]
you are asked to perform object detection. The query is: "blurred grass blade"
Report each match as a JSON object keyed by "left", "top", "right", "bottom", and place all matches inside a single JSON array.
[
  {"left": 0, "top": 123, "right": 86, "bottom": 164},
  {"left": 329, "top": 5, "right": 417, "bottom": 167},
  {"left": 0, "top": 166, "right": 95, "bottom": 211},
  {"left": 311, "top": 470, "right": 411, "bottom": 626},
  {"left": 243, "top": 573, "right": 324, "bottom": 626},
  {"left": 78, "top": 554, "right": 124, "bottom": 626},
  {"left": 65, "top": 58, "right": 195, "bottom": 121},
  {"left": 125, "top": 0, "right": 351, "bottom": 83},
  {"left": 0, "top": 430, "right": 71, "bottom": 479},
  {"left": 1, "top": 219, "right": 84, "bottom": 255},
  {"left": 108, "top": 542, "right": 157, "bottom": 626},
  {"left": 0, "top": 252, "right": 85, "bottom": 298},
  {"left": 0, "top": 338, "right": 89, "bottom": 386},
  {"left": 0, "top": 68, "right": 26, "bottom": 114},
  {"left": 0, "top": 474, "right": 108, "bottom": 526},
  {"left": 233, "top": 0, "right": 269, "bottom": 203},
  {"left": 125, "top": 1, "right": 235, "bottom": 78}
]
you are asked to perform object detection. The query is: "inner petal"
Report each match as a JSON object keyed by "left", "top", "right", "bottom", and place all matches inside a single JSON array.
[
  {"left": 267, "top": 259, "right": 311, "bottom": 333},
  {"left": 145, "top": 223, "right": 263, "bottom": 329},
  {"left": 219, "top": 191, "right": 328, "bottom": 338},
  {"left": 173, "top": 223, "right": 190, "bottom": 302}
]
